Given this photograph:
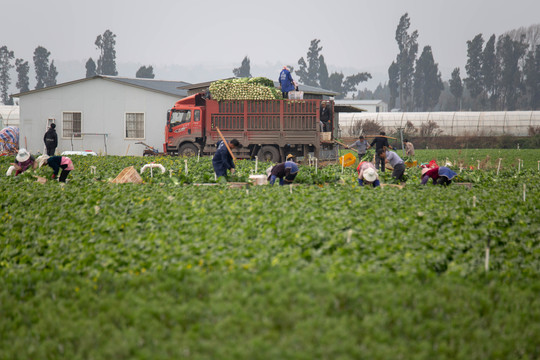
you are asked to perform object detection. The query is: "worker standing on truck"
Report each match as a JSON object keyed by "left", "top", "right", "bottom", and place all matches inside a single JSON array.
[
  {"left": 278, "top": 66, "right": 295, "bottom": 99},
  {"left": 267, "top": 160, "right": 299, "bottom": 186},
  {"left": 320, "top": 101, "right": 332, "bottom": 132},
  {"left": 212, "top": 139, "right": 241, "bottom": 179}
]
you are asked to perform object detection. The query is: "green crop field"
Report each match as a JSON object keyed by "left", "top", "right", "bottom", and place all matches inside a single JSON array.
[{"left": 1, "top": 149, "right": 539, "bottom": 359}]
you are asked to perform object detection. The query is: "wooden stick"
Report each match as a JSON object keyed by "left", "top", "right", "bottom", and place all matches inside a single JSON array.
[
  {"left": 125, "top": 144, "right": 130, "bottom": 156},
  {"left": 334, "top": 140, "right": 359, "bottom": 154},
  {"left": 215, "top": 127, "right": 237, "bottom": 163},
  {"left": 363, "top": 135, "right": 398, "bottom": 140}
]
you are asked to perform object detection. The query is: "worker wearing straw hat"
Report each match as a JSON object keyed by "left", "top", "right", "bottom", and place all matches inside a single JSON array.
[
  {"left": 6, "top": 148, "right": 37, "bottom": 176},
  {"left": 267, "top": 160, "right": 299, "bottom": 186},
  {"left": 357, "top": 161, "right": 380, "bottom": 187}
]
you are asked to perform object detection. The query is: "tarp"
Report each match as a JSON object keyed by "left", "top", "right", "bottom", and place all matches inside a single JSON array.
[{"left": 0, "top": 126, "right": 19, "bottom": 153}]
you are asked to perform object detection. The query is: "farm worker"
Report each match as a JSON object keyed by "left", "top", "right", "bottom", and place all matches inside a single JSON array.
[
  {"left": 286, "top": 153, "right": 295, "bottom": 162},
  {"left": 212, "top": 139, "right": 242, "bottom": 178},
  {"left": 357, "top": 161, "right": 380, "bottom": 187},
  {"left": 421, "top": 166, "right": 458, "bottom": 186},
  {"left": 404, "top": 139, "right": 415, "bottom": 157},
  {"left": 320, "top": 101, "right": 333, "bottom": 132},
  {"left": 6, "top": 148, "right": 36, "bottom": 176},
  {"left": 43, "top": 123, "right": 58, "bottom": 156},
  {"left": 267, "top": 161, "right": 299, "bottom": 186},
  {"left": 39, "top": 155, "right": 74, "bottom": 182},
  {"left": 278, "top": 66, "right": 295, "bottom": 99},
  {"left": 349, "top": 135, "right": 369, "bottom": 159},
  {"left": 378, "top": 148, "right": 406, "bottom": 182},
  {"left": 368, "top": 132, "right": 393, "bottom": 171}
]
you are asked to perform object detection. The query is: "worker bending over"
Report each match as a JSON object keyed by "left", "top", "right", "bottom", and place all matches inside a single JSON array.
[
  {"left": 268, "top": 161, "right": 299, "bottom": 185},
  {"left": 421, "top": 166, "right": 457, "bottom": 186},
  {"left": 357, "top": 161, "right": 380, "bottom": 187}
]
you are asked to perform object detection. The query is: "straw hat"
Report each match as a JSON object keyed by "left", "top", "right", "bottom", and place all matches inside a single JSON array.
[
  {"left": 363, "top": 168, "right": 378, "bottom": 183},
  {"left": 16, "top": 148, "right": 30, "bottom": 162},
  {"left": 36, "top": 155, "right": 50, "bottom": 168},
  {"left": 286, "top": 154, "right": 294, "bottom": 160}
]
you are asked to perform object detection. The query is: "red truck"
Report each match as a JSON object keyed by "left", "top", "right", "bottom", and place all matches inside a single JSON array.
[{"left": 164, "top": 92, "right": 337, "bottom": 162}]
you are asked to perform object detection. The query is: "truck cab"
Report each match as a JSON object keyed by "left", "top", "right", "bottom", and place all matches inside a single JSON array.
[{"left": 165, "top": 93, "right": 205, "bottom": 156}]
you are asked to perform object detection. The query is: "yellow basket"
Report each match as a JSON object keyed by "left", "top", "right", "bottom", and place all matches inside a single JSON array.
[
  {"left": 339, "top": 153, "right": 357, "bottom": 167},
  {"left": 405, "top": 160, "right": 418, "bottom": 168}
]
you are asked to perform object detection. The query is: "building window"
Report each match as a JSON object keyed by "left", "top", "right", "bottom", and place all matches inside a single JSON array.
[
  {"left": 125, "top": 113, "right": 145, "bottom": 139},
  {"left": 376, "top": 106, "right": 380, "bottom": 113},
  {"left": 63, "top": 112, "right": 82, "bottom": 138}
]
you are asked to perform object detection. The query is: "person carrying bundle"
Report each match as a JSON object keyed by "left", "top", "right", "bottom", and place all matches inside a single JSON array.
[
  {"left": 349, "top": 135, "right": 369, "bottom": 160},
  {"left": 421, "top": 166, "right": 457, "bottom": 186}
]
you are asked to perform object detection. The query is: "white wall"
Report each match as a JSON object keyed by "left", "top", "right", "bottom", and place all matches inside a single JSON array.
[{"left": 18, "top": 78, "right": 180, "bottom": 155}]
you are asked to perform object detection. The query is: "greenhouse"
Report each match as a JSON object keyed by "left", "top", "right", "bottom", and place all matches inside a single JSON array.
[{"left": 339, "top": 111, "right": 540, "bottom": 136}]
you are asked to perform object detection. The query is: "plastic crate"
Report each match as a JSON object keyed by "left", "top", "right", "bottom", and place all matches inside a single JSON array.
[
  {"left": 339, "top": 152, "right": 356, "bottom": 167},
  {"left": 320, "top": 132, "right": 331, "bottom": 141},
  {"left": 288, "top": 91, "right": 304, "bottom": 100}
]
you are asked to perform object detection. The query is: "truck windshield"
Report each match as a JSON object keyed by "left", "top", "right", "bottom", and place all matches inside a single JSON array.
[{"left": 170, "top": 110, "right": 191, "bottom": 127}]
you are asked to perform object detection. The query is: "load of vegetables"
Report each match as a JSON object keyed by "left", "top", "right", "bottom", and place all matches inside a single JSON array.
[{"left": 209, "top": 77, "right": 283, "bottom": 101}]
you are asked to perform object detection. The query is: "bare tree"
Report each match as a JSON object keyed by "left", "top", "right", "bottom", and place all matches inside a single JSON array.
[{"left": 420, "top": 120, "right": 442, "bottom": 137}]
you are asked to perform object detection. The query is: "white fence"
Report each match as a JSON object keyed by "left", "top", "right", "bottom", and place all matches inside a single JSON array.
[{"left": 339, "top": 111, "right": 540, "bottom": 137}]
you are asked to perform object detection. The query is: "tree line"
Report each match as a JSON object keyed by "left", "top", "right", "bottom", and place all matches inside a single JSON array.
[
  {"left": 0, "top": 29, "right": 155, "bottom": 105},
  {"left": 357, "top": 14, "right": 540, "bottom": 112}
]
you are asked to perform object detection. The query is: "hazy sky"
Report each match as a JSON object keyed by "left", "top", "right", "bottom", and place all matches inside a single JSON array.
[{"left": 3, "top": 0, "right": 540, "bottom": 89}]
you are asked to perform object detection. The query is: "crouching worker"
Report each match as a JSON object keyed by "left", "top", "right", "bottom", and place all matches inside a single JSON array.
[
  {"left": 357, "top": 161, "right": 380, "bottom": 187},
  {"left": 212, "top": 139, "right": 241, "bottom": 179},
  {"left": 378, "top": 147, "right": 406, "bottom": 182},
  {"left": 421, "top": 166, "right": 457, "bottom": 186},
  {"left": 39, "top": 155, "right": 74, "bottom": 182},
  {"left": 268, "top": 161, "right": 299, "bottom": 185},
  {"left": 6, "top": 148, "right": 36, "bottom": 176}
]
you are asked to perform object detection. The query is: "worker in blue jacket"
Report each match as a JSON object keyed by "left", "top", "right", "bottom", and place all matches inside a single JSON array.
[
  {"left": 278, "top": 66, "right": 295, "bottom": 99},
  {"left": 212, "top": 139, "right": 241, "bottom": 178}
]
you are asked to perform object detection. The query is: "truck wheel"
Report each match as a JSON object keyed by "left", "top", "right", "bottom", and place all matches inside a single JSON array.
[
  {"left": 258, "top": 146, "right": 280, "bottom": 163},
  {"left": 178, "top": 143, "right": 198, "bottom": 157}
]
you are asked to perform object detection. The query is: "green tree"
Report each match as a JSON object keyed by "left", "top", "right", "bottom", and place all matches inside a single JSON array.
[
  {"left": 482, "top": 34, "right": 498, "bottom": 109},
  {"left": 296, "top": 39, "right": 322, "bottom": 86},
  {"left": 388, "top": 61, "right": 399, "bottom": 110},
  {"left": 524, "top": 45, "right": 540, "bottom": 109},
  {"left": 464, "top": 34, "right": 484, "bottom": 102},
  {"left": 0, "top": 46, "right": 14, "bottom": 104},
  {"left": 45, "top": 60, "right": 58, "bottom": 87},
  {"left": 449, "top": 67, "right": 464, "bottom": 110},
  {"left": 136, "top": 66, "right": 155, "bottom": 79},
  {"left": 33, "top": 46, "right": 50, "bottom": 89},
  {"left": 15, "top": 58, "right": 30, "bottom": 93},
  {"left": 394, "top": 13, "right": 418, "bottom": 111},
  {"left": 233, "top": 56, "right": 251, "bottom": 78},
  {"left": 85, "top": 58, "right": 96, "bottom": 78},
  {"left": 95, "top": 30, "right": 118, "bottom": 76},
  {"left": 318, "top": 55, "right": 329, "bottom": 90},
  {"left": 413, "top": 46, "right": 443, "bottom": 111},
  {"left": 497, "top": 35, "right": 528, "bottom": 110}
]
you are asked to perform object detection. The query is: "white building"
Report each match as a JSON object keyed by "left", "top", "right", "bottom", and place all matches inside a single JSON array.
[
  {"left": 12, "top": 76, "right": 189, "bottom": 155},
  {"left": 335, "top": 99, "right": 388, "bottom": 113}
]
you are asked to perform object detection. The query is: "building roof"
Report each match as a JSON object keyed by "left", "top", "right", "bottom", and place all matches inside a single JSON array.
[
  {"left": 336, "top": 99, "right": 386, "bottom": 106},
  {"left": 11, "top": 75, "right": 191, "bottom": 98}
]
